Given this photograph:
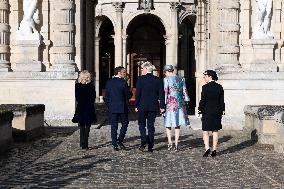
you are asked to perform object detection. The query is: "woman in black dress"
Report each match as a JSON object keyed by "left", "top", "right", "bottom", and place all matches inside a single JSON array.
[
  {"left": 198, "top": 70, "right": 225, "bottom": 157},
  {"left": 72, "top": 70, "right": 97, "bottom": 150}
]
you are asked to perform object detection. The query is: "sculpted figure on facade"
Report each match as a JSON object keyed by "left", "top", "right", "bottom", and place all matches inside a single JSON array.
[
  {"left": 17, "top": 0, "right": 41, "bottom": 40},
  {"left": 138, "top": 0, "right": 154, "bottom": 10},
  {"left": 253, "top": 0, "right": 273, "bottom": 39}
]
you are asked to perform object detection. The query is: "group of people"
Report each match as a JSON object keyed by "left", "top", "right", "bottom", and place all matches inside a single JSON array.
[{"left": 73, "top": 62, "right": 225, "bottom": 157}]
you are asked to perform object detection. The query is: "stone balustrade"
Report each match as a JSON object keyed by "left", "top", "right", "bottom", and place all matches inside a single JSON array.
[
  {"left": 0, "top": 104, "right": 45, "bottom": 141},
  {"left": 244, "top": 105, "right": 284, "bottom": 147},
  {"left": 0, "top": 109, "right": 13, "bottom": 154}
]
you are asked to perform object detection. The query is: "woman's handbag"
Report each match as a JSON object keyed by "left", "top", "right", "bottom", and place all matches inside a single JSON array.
[{"left": 72, "top": 113, "right": 79, "bottom": 123}]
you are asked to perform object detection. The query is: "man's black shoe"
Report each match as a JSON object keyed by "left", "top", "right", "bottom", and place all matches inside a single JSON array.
[
  {"left": 139, "top": 145, "right": 146, "bottom": 151},
  {"left": 118, "top": 142, "right": 126, "bottom": 150},
  {"left": 113, "top": 146, "right": 119, "bottom": 151},
  {"left": 148, "top": 148, "right": 153, "bottom": 152}
]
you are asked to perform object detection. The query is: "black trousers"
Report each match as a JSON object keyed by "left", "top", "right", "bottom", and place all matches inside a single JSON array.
[
  {"left": 79, "top": 123, "right": 91, "bottom": 148},
  {"left": 110, "top": 113, "right": 128, "bottom": 146},
  {"left": 138, "top": 111, "right": 157, "bottom": 148}
]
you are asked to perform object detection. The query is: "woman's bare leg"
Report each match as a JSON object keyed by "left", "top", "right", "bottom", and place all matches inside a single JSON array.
[
  {"left": 174, "top": 127, "right": 180, "bottom": 147},
  {"left": 212, "top": 131, "right": 218, "bottom": 151},
  {"left": 203, "top": 131, "right": 210, "bottom": 150}
]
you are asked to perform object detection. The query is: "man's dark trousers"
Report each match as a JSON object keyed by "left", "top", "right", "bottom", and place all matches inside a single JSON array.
[
  {"left": 111, "top": 113, "right": 128, "bottom": 146},
  {"left": 138, "top": 111, "right": 157, "bottom": 148}
]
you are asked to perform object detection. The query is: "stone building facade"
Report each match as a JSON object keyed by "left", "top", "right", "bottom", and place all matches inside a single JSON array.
[{"left": 0, "top": 0, "right": 284, "bottom": 127}]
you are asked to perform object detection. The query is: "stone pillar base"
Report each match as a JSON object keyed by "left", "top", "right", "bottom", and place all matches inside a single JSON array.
[
  {"left": 49, "top": 63, "right": 77, "bottom": 72},
  {"left": 12, "top": 40, "right": 42, "bottom": 72},
  {"left": 278, "top": 64, "right": 284, "bottom": 72},
  {"left": 216, "top": 61, "right": 242, "bottom": 73},
  {"left": 242, "top": 39, "right": 277, "bottom": 72},
  {"left": 0, "top": 62, "right": 11, "bottom": 72}
]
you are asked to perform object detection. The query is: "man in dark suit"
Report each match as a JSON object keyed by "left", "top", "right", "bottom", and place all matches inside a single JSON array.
[
  {"left": 105, "top": 66, "right": 132, "bottom": 151},
  {"left": 135, "top": 62, "right": 165, "bottom": 152}
]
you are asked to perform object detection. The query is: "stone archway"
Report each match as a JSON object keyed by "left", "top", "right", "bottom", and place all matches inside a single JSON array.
[
  {"left": 95, "top": 16, "right": 115, "bottom": 97},
  {"left": 126, "top": 14, "right": 166, "bottom": 89}
]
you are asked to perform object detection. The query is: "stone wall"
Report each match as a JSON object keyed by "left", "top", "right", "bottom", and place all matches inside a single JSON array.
[
  {"left": 274, "top": 111, "right": 284, "bottom": 153},
  {"left": 0, "top": 110, "right": 13, "bottom": 154},
  {"left": 244, "top": 105, "right": 284, "bottom": 154},
  {"left": 0, "top": 0, "right": 84, "bottom": 125}
]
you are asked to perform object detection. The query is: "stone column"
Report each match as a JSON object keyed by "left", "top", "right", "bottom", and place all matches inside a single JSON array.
[
  {"left": 164, "top": 35, "right": 171, "bottom": 65},
  {"left": 113, "top": 2, "right": 124, "bottom": 68},
  {"left": 9, "top": 0, "right": 19, "bottom": 71},
  {"left": 50, "top": 0, "right": 76, "bottom": 71},
  {"left": 122, "top": 35, "right": 127, "bottom": 69},
  {"left": 95, "top": 37, "right": 100, "bottom": 102},
  {"left": 239, "top": 0, "right": 251, "bottom": 66},
  {"left": 195, "top": 0, "right": 206, "bottom": 73},
  {"left": 166, "top": 2, "right": 180, "bottom": 68},
  {"left": 0, "top": 0, "right": 10, "bottom": 71},
  {"left": 279, "top": 0, "right": 284, "bottom": 71},
  {"left": 274, "top": 0, "right": 282, "bottom": 68},
  {"left": 216, "top": 0, "right": 241, "bottom": 72}
]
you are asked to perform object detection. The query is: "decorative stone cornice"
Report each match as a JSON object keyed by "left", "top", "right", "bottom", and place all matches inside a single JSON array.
[
  {"left": 218, "top": 0, "right": 240, "bottom": 9},
  {"left": 0, "top": 72, "right": 78, "bottom": 80},
  {"left": 122, "top": 35, "right": 128, "bottom": 40}
]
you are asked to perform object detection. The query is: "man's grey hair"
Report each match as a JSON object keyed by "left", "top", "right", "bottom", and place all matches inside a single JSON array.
[{"left": 141, "top": 61, "right": 153, "bottom": 72}]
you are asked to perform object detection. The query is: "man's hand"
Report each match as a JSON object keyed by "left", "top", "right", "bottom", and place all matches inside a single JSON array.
[
  {"left": 160, "top": 108, "right": 165, "bottom": 113},
  {"left": 135, "top": 108, "right": 138, "bottom": 112}
]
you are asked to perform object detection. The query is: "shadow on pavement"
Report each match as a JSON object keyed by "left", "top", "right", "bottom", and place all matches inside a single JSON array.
[
  {"left": 155, "top": 135, "right": 233, "bottom": 152},
  {"left": 0, "top": 155, "right": 112, "bottom": 188},
  {"left": 0, "top": 126, "right": 79, "bottom": 178},
  {"left": 217, "top": 139, "right": 257, "bottom": 156},
  {"left": 92, "top": 133, "right": 164, "bottom": 150}
]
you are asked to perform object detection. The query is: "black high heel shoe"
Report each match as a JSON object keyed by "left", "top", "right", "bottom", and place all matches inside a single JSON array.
[
  {"left": 203, "top": 149, "right": 211, "bottom": 157},
  {"left": 211, "top": 150, "right": 217, "bottom": 157}
]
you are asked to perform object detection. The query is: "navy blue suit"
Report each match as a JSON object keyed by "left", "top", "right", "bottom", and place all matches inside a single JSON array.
[
  {"left": 105, "top": 77, "right": 132, "bottom": 146},
  {"left": 135, "top": 73, "right": 165, "bottom": 149}
]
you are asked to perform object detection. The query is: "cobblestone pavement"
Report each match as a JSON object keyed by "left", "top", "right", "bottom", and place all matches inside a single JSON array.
[{"left": 1, "top": 114, "right": 284, "bottom": 188}]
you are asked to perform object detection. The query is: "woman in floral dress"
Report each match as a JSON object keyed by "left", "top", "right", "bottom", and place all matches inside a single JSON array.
[{"left": 163, "top": 65, "right": 190, "bottom": 151}]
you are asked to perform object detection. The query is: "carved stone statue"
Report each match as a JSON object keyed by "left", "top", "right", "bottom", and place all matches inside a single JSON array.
[
  {"left": 138, "top": 0, "right": 154, "bottom": 10},
  {"left": 253, "top": 0, "right": 273, "bottom": 39},
  {"left": 16, "top": 0, "right": 41, "bottom": 40}
]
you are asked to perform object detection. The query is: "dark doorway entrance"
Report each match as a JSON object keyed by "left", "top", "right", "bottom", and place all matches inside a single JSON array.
[
  {"left": 126, "top": 14, "right": 166, "bottom": 89},
  {"left": 178, "top": 16, "right": 196, "bottom": 115},
  {"left": 99, "top": 18, "right": 115, "bottom": 96}
]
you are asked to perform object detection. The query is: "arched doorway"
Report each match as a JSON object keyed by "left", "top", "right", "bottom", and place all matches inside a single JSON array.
[
  {"left": 126, "top": 14, "right": 166, "bottom": 89},
  {"left": 98, "top": 17, "right": 115, "bottom": 96},
  {"left": 178, "top": 16, "right": 196, "bottom": 114}
]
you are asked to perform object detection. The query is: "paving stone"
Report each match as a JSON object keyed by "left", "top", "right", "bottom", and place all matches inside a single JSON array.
[{"left": 1, "top": 113, "right": 284, "bottom": 188}]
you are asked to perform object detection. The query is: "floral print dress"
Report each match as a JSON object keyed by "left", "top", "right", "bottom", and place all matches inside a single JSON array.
[{"left": 164, "top": 75, "right": 190, "bottom": 128}]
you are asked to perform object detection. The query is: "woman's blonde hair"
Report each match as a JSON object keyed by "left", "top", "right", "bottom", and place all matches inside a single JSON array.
[{"left": 78, "top": 70, "right": 92, "bottom": 84}]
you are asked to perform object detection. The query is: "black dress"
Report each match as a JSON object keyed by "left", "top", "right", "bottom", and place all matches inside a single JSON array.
[
  {"left": 198, "top": 81, "right": 225, "bottom": 131},
  {"left": 73, "top": 83, "right": 97, "bottom": 124}
]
